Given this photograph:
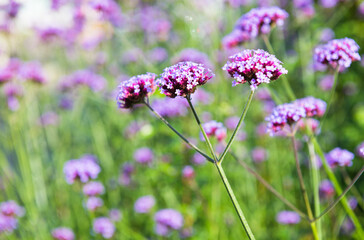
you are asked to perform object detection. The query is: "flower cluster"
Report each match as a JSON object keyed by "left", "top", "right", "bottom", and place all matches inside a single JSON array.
[
  {"left": 325, "top": 148, "right": 354, "bottom": 168},
  {"left": 116, "top": 73, "right": 156, "bottom": 109},
  {"left": 200, "top": 120, "right": 227, "bottom": 142},
  {"left": 222, "top": 7, "right": 288, "bottom": 48},
  {"left": 83, "top": 181, "right": 105, "bottom": 211},
  {"left": 276, "top": 211, "right": 301, "bottom": 225},
  {"left": 52, "top": 227, "right": 75, "bottom": 240},
  {"left": 156, "top": 62, "right": 214, "bottom": 98},
  {"left": 93, "top": 217, "right": 115, "bottom": 239},
  {"left": 294, "top": 97, "right": 327, "bottom": 117},
  {"left": 60, "top": 70, "right": 106, "bottom": 93},
  {"left": 133, "top": 147, "right": 154, "bottom": 165},
  {"left": 89, "top": 0, "right": 123, "bottom": 27},
  {"left": 134, "top": 195, "right": 156, "bottom": 213},
  {"left": 357, "top": 142, "right": 364, "bottom": 158},
  {"left": 314, "top": 38, "right": 361, "bottom": 69},
  {"left": 319, "top": 179, "right": 335, "bottom": 199},
  {"left": 0, "top": 201, "right": 24, "bottom": 234},
  {"left": 182, "top": 165, "right": 195, "bottom": 179},
  {"left": 223, "top": 49, "right": 288, "bottom": 90},
  {"left": 63, "top": 155, "right": 101, "bottom": 184},
  {"left": 154, "top": 209, "right": 184, "bottom": 236}
]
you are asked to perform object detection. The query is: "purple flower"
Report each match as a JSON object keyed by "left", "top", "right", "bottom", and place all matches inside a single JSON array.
[
  {"left": 2, "top": 82, "right": 23, "bottom": 111},
  {"left": 36, "top": 27, "right": 64, "bottom": 42},
  {"left": 319, "top": 179, "right": 335, "bottom": 199},
  {"left": 266, "top": 103, "right": 306, "bottom": 133},
  {"left": 359, "top": 2, "right": 364, "bottom": 16},
  {"left": 191, "top": 153, "right": 206, "bottom": 165},
  {"left": 134, "top": 195, "right": 156, "bottom": 213},
  {"left": 60, "top": 70, "right": 106, "bottom": 92},
  {"left": 297, "top": 118, "right": 320, "bottom": 134},
  {"left": 319, "top": 0, "right": 339, "bottom": 8},
  {"left": 294, "top": 0, "right": 315, "bottom": 18},
  {"left": 116, "top": 73, "right": 156, "bottom": 109},
  {"left": 223, "top": 49, "right": 288, "bottom": 90},
  {"left": 151, "top": 97, "right": 188, "bottom": 118},
  {"left": 325, "top": 148, "right": 354, "bottom": 168},
  {"left": 0, "top": 201, "right": 24, "bottom": 217},
  {"left": 156, "top": 62, "right": 214, "bottom": 98},
  {"left": 93, "top": 217, "right": 115, "bottom": 239},
  {"left": 154, "top": 209, "right": 184, "bottom": 236},
  {"left": 19, "top": 61, "right": 46, "bottom": 84},
  {"left": 314, "top": 38, "right": 361, "bottom": 69},
  {"left": 276, "top": 211, "right": 301, "bottom": 225},
  {"left": 63, "top": 155, "right": 101, "bottom": 184},
  {"left": 83, "top": 181, "right": 105, "bottom": 196},
  {"left": 356, "top": 142, "right": 364, "bottom": 158},
  {"left": 225, "top": 116, "right": 240, "bottom": 130},
  {"left": 318, "top": 75, "right": 334, "bottom": 91},
  {"left": 134, "top": 148, "right": 154, "bottom": 165},
  {"left": 109, "top": 209, "right": 122, "bottom": 222},
  {"left": 119, "top": 162, "right": 134, "bottom": 186},
  {"left": 200, "top": 120, "right": 227, "bottom": 142},
  {"left": 148, "top": 47, "right": 168, "bottom": 63},
  {"left": 3, "top": 0, "right": 21, "bottom": 19},
  {"left": 182, "top": 166, "right": 195, "bottom": 179},
  {"left": 172, "top": 48, "right": 213, "bottom": 69},
  {"left": 294, "top": 97, "right": 326, "bottom": 117},
  {"left": 320, "top": 28, "right": 335, "bottom": 43},
  {"left": 52, "top": 227, "right": 75, "bottom": 240},
  {"left": 191, "top": 89, "right": 213, "bottom": 105},
  {"left": 0, "top": 215, "right": 17, "bottom": 234},
  {"left": 348, "top": 197, "right": 358, "bottom": 210},
  {"left": 38, "top": 111, "right": 59, "bottom": 126},
  {"left": 86, "top": 197, "right": 103, "bottom": 211},
  {"left": 221, "top": 30, "right": 246, "bottom": 49},
  {"left": 89, "top": 0, "right": 123, "bottom": 27},
  {"left": 251, "top": 147, "right": 267, "bottom": 163}
]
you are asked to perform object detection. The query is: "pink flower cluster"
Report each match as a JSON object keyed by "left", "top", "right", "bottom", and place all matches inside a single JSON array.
[
  {"left": 156, "top": 62, "right": 214, "bottom": 98},
  {"left": 294, "top": 96, "right": 327, "bottom": 117},
  {"left": 325, "top": 147, "right": 354, "bottom": 168},
  {"left": 134, "top": 195, "right": 156, "bottom": 213},
  {"left": 154, "top": 209, "right": 184, "bottom": 236},
  {"left": 314, "top": 38, "right": 361, "bottom": 69},
  {"left": 52, "top": 227, "right": 75, "bottom": 240},
  {"left": 93, "top": 217, "right": 115, "bottom": 239},
  {"left": 0, "top": 201, "right": 24, "bottom": 234},
  {"left": 200, "top": 120, "right": 227, "bottom": 142},
  {"left": 222, "top": 7, "right": 288, "bottom": 48},
  {"left": 223, "top": 49, "right": 288, "bottom": 90},
  {"left": 63, "top": 155, "right": 101, "bottom": 184},
  {"left": 89, "top": 0, "right": 123, "bottom": 27},
  {"left": 60, "top": 70, "right": 106, "bottom": 93},
  {"left": 276, "top": 211, "right": 301, "bottom": 225},
  {"left": 116, "top": 73, "right": 156, "bottom": 109}
]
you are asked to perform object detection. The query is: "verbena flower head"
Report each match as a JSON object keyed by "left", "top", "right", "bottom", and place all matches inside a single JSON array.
[
  {"left": 314, "top": 38, "right": 361, "bottom": 69},
  {"left": 116, "top": 73, "right": 156, "bottom": 109},
  {"left": 93, "top": 217, "right": 115, "bottom": 239},
  {"left": 251, "top": 147, "right": 267, "bottom": 163},
  {"left": 154, "top": 209, "right": 184, "bottom": 236},
  {"left": 83, "top": 181, "right": 105, "bottom": 196},
  {"left": 0, "top": 201, "right": 25, "bottom": 217},
  {"left": 63, "top": 155, "right": 101, "bottom": 184},
  {"left": 89, "top": 0, "right": 123, "bottom": 27},
  {"left": 156, "top": 62, "right": 214, "bottom": 98},
  {"left": 319, "top": 179, "right": 335, "bottom": 198},
  {"left": 20, "top": 62, "right": 46, "bottom": 84},
  {"left": 233, "top": 7, "right": 288, "bottom": 43},
  {"left": 133, "top": 147, "right": 154, "bottom": 165},
  {"left": 52, "top": 227, "right": 75, "bottom": 240},
  {"left": 182, "top": 165, "right": 195, "bottom": 179},
  {"left": 223, "top": 49, "right": 288, "bottom": 90},
  {"left": 60, "top": 70, "right": 106, "bottom": 92},
  {"left": 356, "top": 142, "right": 364, "bottom": 158},
  {"left": 191, "top": 153, "right": 206, "bottom": 165},
  {"left": 294, "top": 97, "right": 327, "bottom": 117},
  {"left": 109, "top": 209, "right": 122, "bottom": 222},
  {"left": 0, "top": 214, "right": 17, "bottom": 234},
  {"left": 276, "top": 211, "right": 301, "bottom": 225},
  {"left": 86, "top": 197, "right": 103, "bottom": 211},
  {"left": 200, "top": 120, "right": 227, "bottom": 142},
  {"left": 325, "top": 147, "right": 354, "bottom": 168},
  {"left": 134, "top": 195, "right": 156, "bottom": 213},
  {"left": 266, "top": 103, "right": 306, "bottom": 133}
]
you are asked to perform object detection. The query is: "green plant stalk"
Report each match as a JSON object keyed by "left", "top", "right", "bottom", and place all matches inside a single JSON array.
[
  {"left": 291, "top": 135, "right": 319, "bottom": 240},
  {"left": 339, "top": 168, "right": 364, "bottom": 210},
  {"left": 187, "top": 97, "right": 256, "bottom": 240},
  {"left": 307, "top": 139, "right": 322, "bottom": 239},
  {"left": 312, "top": 137, "right": 364, "bottom": 238},
  {"left": 218, "top": 89, "right": 255, "bottom": 164}
]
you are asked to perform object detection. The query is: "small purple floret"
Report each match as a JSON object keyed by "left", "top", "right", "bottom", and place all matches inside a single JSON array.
[
  {"left": 63, "top": 155, "right": 101, "bottom": 184},
  {"left": 325, "top": 148, "right": 354, "bottom": 168},
  {"left": 93, "top": 217, "right": 115, "bottom": 239},
  {"left": 154, "top": 209, "right": 184, "bottom": 236},
  {"left": 134, "top": 195, "right": 156, "bottom": 213},
  {"left": 52, "top": 227, "right": 75, "bottom": 240},
  {"left": 276, "top": 211, "right": 301, "bottom": 225}
]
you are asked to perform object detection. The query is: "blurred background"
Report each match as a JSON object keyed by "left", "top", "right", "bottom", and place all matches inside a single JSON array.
[{"left": 0, "top": 0, "right": 364, "bottom": 239}]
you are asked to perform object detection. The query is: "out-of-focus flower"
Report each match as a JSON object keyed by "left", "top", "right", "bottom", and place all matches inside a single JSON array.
[
  {"left": 172, "top": 48, "right": 213, "bottom": 69},
  {"left": 52, "top": 227, "right": 75, "bottom": 240},
  {"left": 191, "top": 89, "right": 213, "bottom": 105},
  {"left": 276, "top": 211, "right": 301, "bottom": 225},
  {"left": 359, "top": 2, "right": 364, "bottom": 16},
  {"left": 266, "top": 103, "right": 306, "bottom": 133},
  {"left": 0, "top": 214, "right": 17, "bottom": 234},
  {"left": 151, "top": 97, "right": 188, "bottom": 118},
  {"left": 222, "top": 30, "right": 246, "bottom": 50},
  {"left": 83, "top": 181, "right": 105, "bottom": 196},
  {"left": 89, "top": 0, "right": 123, "bottom": 27},
  {"left": 251, "top": 147, "right": 267, "bottom": 163},
  {"left": 109, "top": 209, "right": 122, "bottom": 222},
  {"left": 325, "top": 148, "right": 354, "bottom": 168},
  {"left": 38, "top": 111, "right": 59, "bottom": 126},
  {"left": 36, "top": 27, "right": 64, "bottom": 43},
  {"left": 223, "top": 49, "right": 288, "bottom": 90},
  {"left": 0, "top": 201, "right": 24, "bottom": 217},
  {"left": 116, "top": 73, "right": 156, "bottom": 109},
  {"left": 134, "top": 148, "right": 154, "bottom": 165},
  {"left": 200, "top": 120, "right": 227, "bottom": 142},
  {"left": 119, "top": 162, "right": 134, "bottom": 186},
  {"left": 341, "top": 218, "right": 354, "bottom": 235},
  {"left": 60, "top": 70, "right": 106, "bottom": 92},
  {"left": 2, "top": 82, "right": 23, "bottom": 111},
  {"left": 294, "top": 97, "right": 326, "bottom": 117},
  {"left": 19, "top": 62, "right": 46, "bottom": 84},
  {"left": 319, "top": 0, "right": 339, "bottom": 8},
  {"left": 297, "top": 118, "right": 320, "bottom": 134},
  {"left": 314, "top": 38, "right": 361, "bottom": 69},
  {"left": 294, "top": 0, "right": 315, "bottom": 18},
  {"left": 63, "top": 155, "right": 101, "bottom": 184},
  {"left": 318, "top": 75, "right": 334, "bottom": 91},
  {"left": 148, "top": 47, "right": 168, "bottom": 63},
  {"left": 154, "top": 209, "right": 184, "bottom": 236},
  {"left": 191, "top": 153, "right": 206, "bottom": 165},
  {"left": 182, "top": 165, "right": 195, "bottom": 179},
  {"left": 319, "top": 179, "right": 335, "bottom": 198},
  {"left": 225, "top": 116, "right": 240, "bottom": 130},
  {"left": 356, "top": 142, "right": 364, "bottom": 158},
  {"left": 51, "top": 0, "right": 68, "bottom": 11},
  {"left": 156, "top": 62, "right": 214, "bottom": 98},
  {"left": 93, "top": 217, "right": 115, "bottom": 239},
  {"left": 255, "top": 88, "right": 272, "bottom": 101},
  {"left": 134, "top": 195, "right": 156, "bottom": 213},
  {"left": 320, "top": 28, "right": 335, "bottom": 42},
  {"left": 3, "top": 0, "right": 21, "bottom": 19},
  {"left": 348, "top": 197, "right": 358, "bottom": 210},
  {"left": 86, "top": 197, "right": 103, "bottom": 211}
]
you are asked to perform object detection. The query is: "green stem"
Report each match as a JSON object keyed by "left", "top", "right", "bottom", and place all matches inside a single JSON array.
[
  {"left": 312, "top": 137, "right": 364, "bottom": 238},
  {"left": 291, "top": 135, "right": 319, "bottom": 240},
  {"left": 187, "top": 97, "right": 255, "bottom": 240},
  {"left": 307, "top": 139, "right": 322, "bottom": 239},
  {"left": 219, "top": 89, "right": 255, "bottom": 164},
  {"left": 262, "top": 34, "right": 296, "bottom": 101}
]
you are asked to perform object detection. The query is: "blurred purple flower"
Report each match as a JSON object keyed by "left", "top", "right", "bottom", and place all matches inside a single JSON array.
[
  {"left": 134, "top": 147, "right": 154, "bottom": 165},
  {"left": 93, "top": 217, "right": 115, "bottom": 239},
  {"left": 191, "top": 153, "right": 206, "bottom": 165},
  {"left": 83, "top": 181, "right": 105, "bottom": 196},
  {"left": 0, "top": 201, "right": 24, "bottom": 217},
  {"left": 151, "top": 97, "right": 188, "bottom": 118},
  {"left": 89, "top": 0, "right": 123, "bottom": 27},
  {"left": 0, "top": 214, "right": 17, "bottom": 234},
  {"left": 356, "top": 142, "right": 364, "bottom": 158},
  {"left": 276, "top": 211, "right": 301, "bottom": 225},
  {"left": 319, "top": 179, "right": 335, "bottom": 199},
  {"left": 36, "top": 27, "right": 64, "bottom": 43},
  {"left": 38, "top": 111, "right": 59, "bottom": 126},
  {"left": 201, "top": 120, "right": 227, "bottom": 142},
  {"left": 52, "top": 227, "right": 75, "bottom": 240},
  {"left": 314, "top": 38, "right": 361, "bottom": 69},
  {"left": 251, "top": 147, "right": 267, "bottom": 163},
  {"left": 134, "top": 195, "right": 156, "bottom": 213},
  {"left": 225, "top": 116, "right": 240, "bottom": 130},
  {"left": 191, "top": 89, "right": 213, "bottom": 105},
  {"left": 116, "top": 73, "right": 156, "bottom": 109},
  {"left": 182, "top": 165, "right": 195, "bottom": 179},
  {"left": 154, "top": 209, "right": 184, "bottom": 236},
  {"left": 223, "top": 49, "right": 288, "bottom": 90},
  {"left": 297, "top": 118, "right": 320, "bottom": 134},
  {"left": 341, "top": 218, "right": 354, "bottom": 235},
  {"left": 320, "top": 28, "right": 335, "bottom": 42},
  {"left": 255, "top": 88, "right": 272, "bottom": 101},
  {"left": 319, "top": 0, "right": 339, "bottom": 8},
  {"left": 2, "top": 82, "right": 23, "bottom": 111},
  {"left": 172, "top": 48, "right": 213, "bottom": 69},
  {"left": 156, "top": 62, "right": 214, "bottom": 98},
  {"left": 148, "top": 47, "right": 168, "bottom": 63},
  {"left": 60, "top": 70, "right": 106, "bottom": 92},
  {"left": 63, "top": 155, "right": 101, "bottom": 184},
  {"left": 109, "top": 209, "right": 122, "bottom": 222},
  {"left": 119, "top": 162, "right": 134, "bottom": 186},
  {"left": 348, "top": 197, "right": 358, "bottom": 210},
  {"left": 86, "top": 197, "right": 103, "bottom": 211},
  {"left": 294, "top": 0, "right": 315, "bottom": 18},
  {"left": 51, "top": 0, "right": 69, "bottom": 11},
  {"left": 2, "top": 0, "right": 21, "bottom": 19},
  {"left": 359, "top": 2, "right": 364, "bottom": 16},
  {"left": 325, "top": 148, "right": 354, "bottom": 168},
  {"left": 318, "top": 75, "right": 334, "bottom": 91}
]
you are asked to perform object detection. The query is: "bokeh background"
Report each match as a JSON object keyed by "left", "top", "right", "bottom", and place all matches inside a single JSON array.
[{"left": 0, "top": 0, "right": 364, "bottom": 239}]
